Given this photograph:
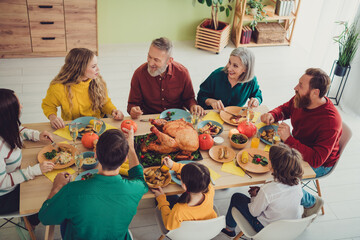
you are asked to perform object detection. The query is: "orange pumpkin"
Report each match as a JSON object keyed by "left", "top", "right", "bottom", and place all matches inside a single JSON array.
[
  {"left": 198, "top": 134, "right": 214, "bottom": 151},
  {"left": 81, "top": 132, "right": 99, "bottom": 149},
  {"left": 237, "top": 120, "right": 257, "bottom": 138},
  {"left": 121, "top": 120, "right": 138, "bottom": 133}
]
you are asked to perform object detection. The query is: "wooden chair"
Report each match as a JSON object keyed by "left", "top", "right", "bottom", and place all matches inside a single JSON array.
[
  {"left": 231, "top": 207, "right": 317, "bottom": 240},
  {"left": 302, "top": 122, "right": 352, "bottom": 215},
  {"left": 0, "top": 211, "right": 36, "bottom": 240},
  {"left": 155, "top": 204, "right": 225, "bottom": 240}
]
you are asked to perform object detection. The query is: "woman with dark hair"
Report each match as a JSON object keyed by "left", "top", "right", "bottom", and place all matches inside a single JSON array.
[
  {"left": 151, "top": 157, "right": 217, "bottom": 231},
  {"left": 42, "top": 48, "right": 124, "bottom": 129},
  {"left": 0, "top": 88, "right": 54, "bottom": 224},
  {"left": 197, "top": 47, "right": 263, "bottom": 110},
  {"left": 221, "top": 143, "right": 304, "bottom": 237}
]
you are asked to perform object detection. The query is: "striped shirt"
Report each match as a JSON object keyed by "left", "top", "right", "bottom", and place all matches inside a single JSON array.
[{"left": 0, "top": 127, "right": 42, "bottom": 196}]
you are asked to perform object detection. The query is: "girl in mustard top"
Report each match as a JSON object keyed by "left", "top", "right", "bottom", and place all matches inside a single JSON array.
[
  {"left": 151, "top": 157, "right": 217, "bottom": 231},
  {"left": 42, "top": 48, "right": 124, "bottom": 129}
]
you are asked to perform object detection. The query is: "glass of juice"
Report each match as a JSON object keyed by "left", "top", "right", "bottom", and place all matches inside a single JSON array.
[{"left": 251, "top": 135, "right": 260, "bottom": 148}]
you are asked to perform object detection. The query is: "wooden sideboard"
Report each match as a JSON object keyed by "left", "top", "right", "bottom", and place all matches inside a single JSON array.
[{"left": 0, "top": 0, "right": 97, "bottom": 58}]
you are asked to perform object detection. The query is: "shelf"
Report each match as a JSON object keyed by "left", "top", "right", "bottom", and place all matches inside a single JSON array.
[
  {"left": 236, "top": 39, "right": 290, "bottom": 47},
  {"left": 243, "top": 13, "right": 295, "bottom": 21}
]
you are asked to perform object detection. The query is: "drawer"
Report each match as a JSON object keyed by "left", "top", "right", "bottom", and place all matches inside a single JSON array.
[
  {"left": 27, "top": 4, "right": 64, "bottom": 22},
  {"left": 29, "top": 21, "right": 65, "bottom": 36},
  {"left": 31, "top": 35, "right": 66, "bottom": 52},
  {"left": 27, "top": 0, "right": 63, "bottom": 5}
]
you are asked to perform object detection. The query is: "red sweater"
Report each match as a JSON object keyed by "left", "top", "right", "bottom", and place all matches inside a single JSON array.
[{"left": 269, "top": 97, "right": 342, "bottom": 168}]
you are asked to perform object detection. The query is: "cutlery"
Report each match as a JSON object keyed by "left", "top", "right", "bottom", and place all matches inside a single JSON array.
[
  {"left": 47, "top": 136, "right": 59, "bottom": 151},
  {"left": 140, "top": 119, "right": 151, "bottom": 122},
  {"left": 155, "top": 161, "right": 165, "bottom": 175},
  {"left": 210, "top": 176, "right": 216, "bottom": 186},
  {"left": 222, "top": 110, "right": 245, "bottom": 118},
  {"left": 235, "top": 160, "right": 252, "bottom": 179}
]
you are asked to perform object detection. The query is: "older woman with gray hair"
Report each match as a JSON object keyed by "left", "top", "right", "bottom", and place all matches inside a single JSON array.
[{"left": 197, "top": 47, "right": 263, "bottom": 110}]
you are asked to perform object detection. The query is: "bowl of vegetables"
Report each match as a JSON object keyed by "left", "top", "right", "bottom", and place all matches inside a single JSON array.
[
  {"left": 81, "top": 151, "right": 98, "bottom": 170},
  {"left": 230, "top": 133, "right": 248, "bottom": 149}
]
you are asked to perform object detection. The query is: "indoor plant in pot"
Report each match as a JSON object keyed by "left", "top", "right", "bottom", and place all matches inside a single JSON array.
[
  {"left": 245, "top": 0, "right": 267, "bottom": 30},
  {"left": 195, "top": 0, "right": 234, "bottom": 54},
  {"left": 333, "top": 18, "right": 360, "bottom": 76}
]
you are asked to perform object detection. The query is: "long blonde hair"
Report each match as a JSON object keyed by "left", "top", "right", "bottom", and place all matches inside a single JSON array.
[{"left": 51, "top": 48, "right": 107, "bottom": 112}]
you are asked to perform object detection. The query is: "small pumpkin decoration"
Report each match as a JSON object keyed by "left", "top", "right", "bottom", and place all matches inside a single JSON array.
[
  {"left": 228, "top": 128, "right": 240, "bottom": 138},
  {"left": 81, "top": 132, "right": 99, "bottom": 149},
  {"left": 198, "top": 134, "right": 214, "bottom": 151},
  {"left": 121, "top": 120, "right": 138, "bottom": 133},
  {"left": 237, "top": 120, "right": 257, "bottom": 138}
]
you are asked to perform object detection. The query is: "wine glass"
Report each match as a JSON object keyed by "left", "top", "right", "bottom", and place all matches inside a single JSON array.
[
  {"left": 74, "top": 151, "right": 83, "bottom": 175},
  {"left": 69, "top": 123, "right": 79, "bottom": 146}
]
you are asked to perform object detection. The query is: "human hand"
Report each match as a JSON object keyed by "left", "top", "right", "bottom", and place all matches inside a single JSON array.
[
  {"left": 39, "top": 131, "right": 53, "bottom": 142},
  {"left": 208, "top": 99, "right": 225, "bottom": 111},
  {"left": 162, "top": 156, "right": 174, "bottom": 169},
  {"left": 150, "top": 187, "right": 165, "bottom": 197},
  {"left": 277, "top": 122, "right": 291, "bottom": 142},
  {"left": 48, "top": 172, "right": 71, "bottom": 199},
  {"left": 247, "top": 98, "right": 259, "bottom": 108},
  {"left": 190, "top": 104, "right": 204, "bottom": 116},
  {"left": 130, "top": 106, "right": 143, "bottom": 119},
  {"left": 248, "top": 186, "right": 260, "bottom": 197},
  {"left": 260, "top": 113, "right": 275, "bottom": 125},
  {"left": 49, "top": 114, "right": 65, "bottom": 129},
  {"left": 40, "top": 161, "right": 55, "bottom": 173},
  {"left": 122, "top": 126, "right": 134, "bottom": 149},
  {"left": 112, "top": 109, "right": 124, "bottom": 121}
]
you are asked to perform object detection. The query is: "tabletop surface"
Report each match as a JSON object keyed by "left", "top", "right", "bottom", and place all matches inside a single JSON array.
[{"left": 20, "top": 105, "right": 316, "bottom": 214}]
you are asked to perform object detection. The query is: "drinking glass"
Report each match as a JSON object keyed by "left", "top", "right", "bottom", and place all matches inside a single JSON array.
[
  {"left": 74, "top": 152, "right": 83, "bottom": 175},
  {"left": 69, "top": 123, "right": 79, "bottom": 146},
  {"left": 93, "top": 119, "right": 103, "bottom": 133},
  {"left": 251, "top": 136, "right": 260, "bottom": 148},
  {"left": 273, "top": 133, "right": 281, "bottom": 145}
]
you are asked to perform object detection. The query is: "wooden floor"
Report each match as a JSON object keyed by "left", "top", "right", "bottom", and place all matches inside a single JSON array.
[{"left": 1, "top": 41, "right": 360, "bottom": 240}]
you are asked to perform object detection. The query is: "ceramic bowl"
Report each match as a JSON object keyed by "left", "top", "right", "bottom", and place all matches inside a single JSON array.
[
  {"left": 197, "top": 120, "right": 224, "bottom": 137},
  {"left": 230, "top": 133, "right": 249, "bottom": 149},
  {"left": 81, "top": 151, "right": 98, "bottom": 170}
]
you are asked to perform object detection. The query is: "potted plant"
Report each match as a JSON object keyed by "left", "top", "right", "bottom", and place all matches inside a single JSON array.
[
  {"left": 194, "top": 0, "right": 234, "bottom": 54},
  {"left": 245, "top": 0, "right": 267, "bottom": 30},
  {"left": 333, "top": 18, "right": 360, "bottom": 76}
]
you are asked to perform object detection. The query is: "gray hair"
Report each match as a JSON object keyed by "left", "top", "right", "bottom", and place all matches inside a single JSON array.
[
  {"left": 223, "top": 47, "right": 255, "bottom": 83},
  {"left": 151, "top": 37, "right": 173, "bottom": 58}
]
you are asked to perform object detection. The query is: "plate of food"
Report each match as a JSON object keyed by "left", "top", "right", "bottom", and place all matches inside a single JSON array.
[
  {"left": 70, "top": 116, "right": 106, "bottom": 139},
  {"left": 37, "top": 143, "right": 77, "bottom": 169},
  {"left": 258, "top": 125, "right": 278, "bottom": 145},
  {"left": 169, "top": 160, "right": 193, "bottom": 185},
  {"left": 160, "top": 108, "right": 191, "bottom": 122},
  {"left": 197, "top": 120, "right": 223, "bottom": 137},
  {"left": 143, "top": 166, "right": 171, "bottom": 188},
  {"left": 236, "top": 148, "right": 271, "bottom": 173},
  {"left": 75, "top": 169, "right": 99, "bottom": 181},
  {"left": 220, "top": 106, "right": 249, "bottom": 126},
  {"left": 209, "top": 145, "right": 235, "bottom": 163}
]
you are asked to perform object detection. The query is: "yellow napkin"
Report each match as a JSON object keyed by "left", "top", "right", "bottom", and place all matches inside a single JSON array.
[
  {"left": 264, "top": 145, "right": 271, "bottom": 152},
  {"left": 252, "top": 112, "right": 261, "bottom": 123},
  {"left": 53, "top": 126, "right": 73, "bottom": 141},
  {"left": 221, "top": 161, "right": 245, "bottom": 177},
  {"left": 105, "top": 123, "right": 118, "bottom": 130},
  {"left": 256, "top": 122, "right": 267, "bottom": 129},
  {"left": 202, "top": 111, "right": 224, "bottom": 124},
  {"left": 44, "top": 167, "right": 75, "bottom": 182},
  {"left": 207, "top": 167, "right": 221, "bottom": 181}
]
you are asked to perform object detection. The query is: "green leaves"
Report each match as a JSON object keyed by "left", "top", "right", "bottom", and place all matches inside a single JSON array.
[
  {"left": 220, "top": 6, "right": 225, "bottom": 12},
  {"left": 206, "top": 0, "right": 212, "bottom": 7},
  {"left": 226, "top": 8, "right": 230, "bottom": 17}
]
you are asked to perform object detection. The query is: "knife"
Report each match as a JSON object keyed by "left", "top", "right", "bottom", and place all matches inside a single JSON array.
[
  {"left": 140, "top": 119, "right": 151, "bottom": 122},
  {"left": 235, "top": 160, "right": 252, "bottom": 178}
]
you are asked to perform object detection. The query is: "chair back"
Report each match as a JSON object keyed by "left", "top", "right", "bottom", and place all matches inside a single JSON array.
[
  {"left": 339, "top": 122, "right": 352, "bottom": 156},
  {"left": 165, "top": 215, "right": 226, "bottom": 240},
  {"left": 232, "top": 207, "right": 316, "bottom": 240}
]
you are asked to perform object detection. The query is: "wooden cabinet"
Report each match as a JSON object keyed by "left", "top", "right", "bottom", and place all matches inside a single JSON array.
[
  {"left": 0, "top": 0, "right": 97, "bottom": 58},
  {"left": 231, "top": 0, "right": 301, "bottom": 47}
]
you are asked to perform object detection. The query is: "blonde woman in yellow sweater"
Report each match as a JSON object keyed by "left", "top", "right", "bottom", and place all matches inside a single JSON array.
[
  {"left": 151, "top": 157, "right": 217, "bottom": 231},
  {"left": 42, "top": 48, "right": 124, "bottom": 129}
]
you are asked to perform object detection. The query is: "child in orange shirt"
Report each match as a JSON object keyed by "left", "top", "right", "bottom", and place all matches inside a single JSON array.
[{"left": 151, "top": 157, "right": 217, "bottom": 231}]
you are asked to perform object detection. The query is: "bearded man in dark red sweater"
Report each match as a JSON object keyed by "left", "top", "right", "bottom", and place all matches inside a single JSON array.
[{"left": 261, "top": 68, "right": 342, "bottom": 216}]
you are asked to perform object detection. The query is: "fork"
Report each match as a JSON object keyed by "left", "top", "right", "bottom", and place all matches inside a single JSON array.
[
  {"left": 47, "top": 136, "right": 59, "bottom": 151},
  {"left": 155, "top": 161, "right": 164, "bottom": 175}
]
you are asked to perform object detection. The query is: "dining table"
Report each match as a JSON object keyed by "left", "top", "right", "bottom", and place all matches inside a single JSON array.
[{"left": 20, "top": 105, "right": 316, "bottom": 240}]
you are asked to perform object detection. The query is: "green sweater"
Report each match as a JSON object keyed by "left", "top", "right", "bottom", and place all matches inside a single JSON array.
[
  {"left": 197, "top": 67, "right": 263, "bottom": 109},
  {"left": 39, "top": 165, "right": 148, "bottom": 240}
]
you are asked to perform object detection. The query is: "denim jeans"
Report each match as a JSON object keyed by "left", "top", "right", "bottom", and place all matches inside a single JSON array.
[
  {"left": 225, "top": 193, "right": 264, "bottom": 233},
  {"left": 301, "top": 166, "right": 333, "bottom": 208}
]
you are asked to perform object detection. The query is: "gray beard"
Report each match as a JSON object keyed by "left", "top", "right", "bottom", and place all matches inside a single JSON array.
[{"left": 147, "top": 64, "right": 167, "bottom": 77}]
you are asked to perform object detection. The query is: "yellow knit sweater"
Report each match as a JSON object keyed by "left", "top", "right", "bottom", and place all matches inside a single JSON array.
[
  {"left": 156, "top": 162, "right": 217, "bottom": 230},
  {"left": 42, "top": 79, "right": 116, "bottom": 121}
]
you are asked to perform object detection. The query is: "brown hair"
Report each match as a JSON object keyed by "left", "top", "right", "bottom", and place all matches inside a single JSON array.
[
  {"left": 96, "top": 129, "right": 129, "bottom": 171},
  {"left": 50, "top": 48, "right": 108, "bottom": 112},
  {"left": 305, "top": 68, "right": 330, "bottom": 98},
  {"left": 0, "top": 89, "right": 22, "bottom": 150},
  {"left": 177, "top": 162, "right": 210, "bottom": 204},
  {"left": 269, "top": 143, "right": 304, "bottom": 186}
]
